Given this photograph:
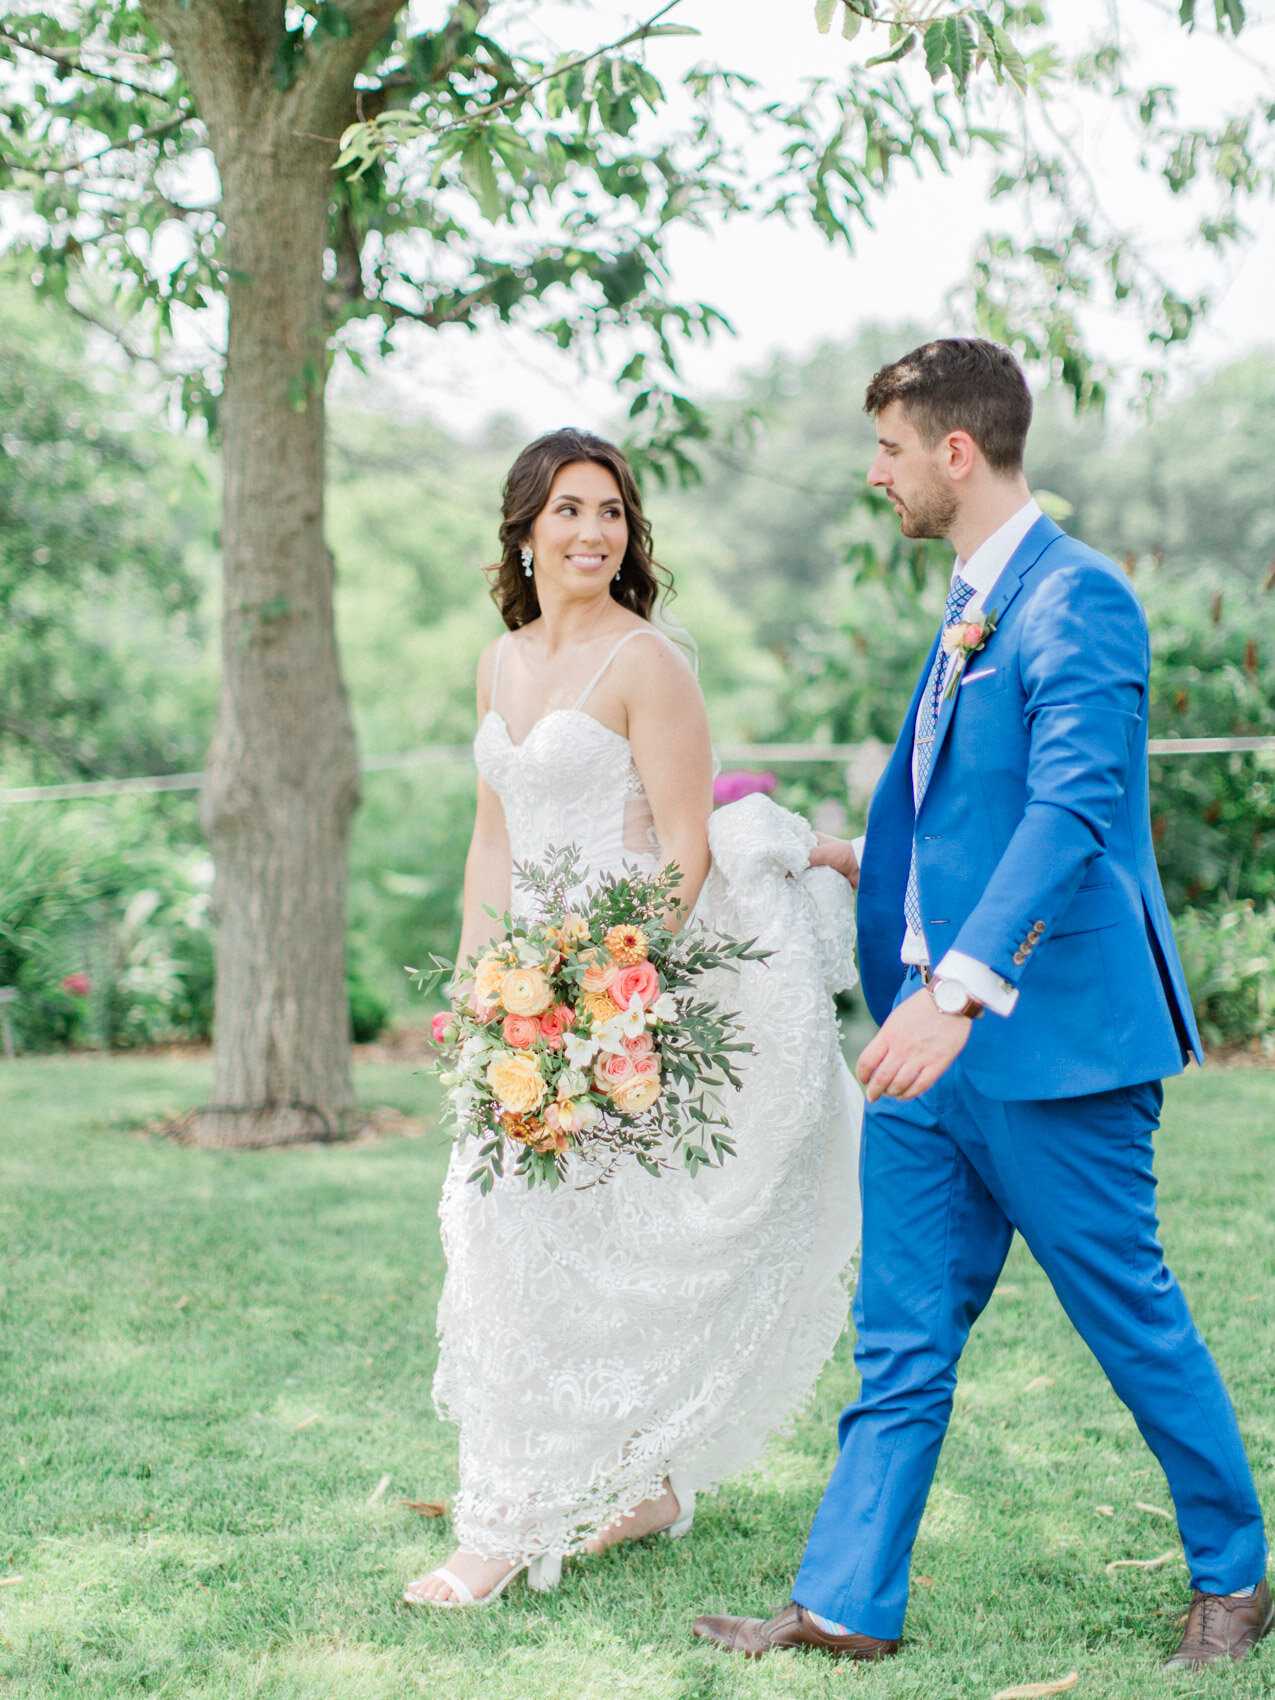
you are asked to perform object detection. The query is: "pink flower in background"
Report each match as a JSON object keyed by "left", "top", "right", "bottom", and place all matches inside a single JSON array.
[
  {"left": 713, "top": 770, "right": 777, "bottom": 806},
  {"left": 431, "top": 1012, "right": 455, "bottom": 1046},
  {"left": 62, "top": 973, "right": 90, "bottom": 998}
]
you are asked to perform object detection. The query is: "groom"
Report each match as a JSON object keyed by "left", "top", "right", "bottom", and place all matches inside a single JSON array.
[{"left": 693, "top": 339, "right": 1270, "bottom": 1669}]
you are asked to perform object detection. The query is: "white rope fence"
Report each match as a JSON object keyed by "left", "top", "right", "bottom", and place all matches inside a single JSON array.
[{"left": 2, "top": 736, "right": 1273, "bottom": 806}]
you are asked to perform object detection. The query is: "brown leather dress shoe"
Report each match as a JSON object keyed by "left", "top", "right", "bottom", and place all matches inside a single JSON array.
[
  {"left": 1165, "top": 1577, "right": 1273, "bottom": 1669},
  {"left": 692, "top": 1602, "right": 899, "bottom": 1660}
]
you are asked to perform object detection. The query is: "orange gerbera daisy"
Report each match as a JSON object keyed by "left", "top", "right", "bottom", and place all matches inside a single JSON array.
[{"left": 603, "top": 924, "right": 649, "bottom": 966}]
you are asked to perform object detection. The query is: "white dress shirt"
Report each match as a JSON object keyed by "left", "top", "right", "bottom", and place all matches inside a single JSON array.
[{"left": 864, "top": 498, "right": 1042, "bottom": 1015}]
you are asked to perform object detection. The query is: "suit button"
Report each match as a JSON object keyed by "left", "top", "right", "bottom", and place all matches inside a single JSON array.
[
  {"left": 1031, "top": 922, "right": 1044, "bottom": 936},
  {"left": 1012, "top": 950, "right": 1027, "bottom": 965}
]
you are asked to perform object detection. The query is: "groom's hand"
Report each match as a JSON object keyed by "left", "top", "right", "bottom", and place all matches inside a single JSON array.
[
  {"left": 808, "top": 833, "right": 859, "bottom": 888},
  {"left": 856, "top": 989, "right": 972, "bottom": 1102}
]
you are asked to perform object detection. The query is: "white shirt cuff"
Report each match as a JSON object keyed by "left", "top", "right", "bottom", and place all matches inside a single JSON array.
[
  {"left": 934, "top": 949, "right": 1019, "bottom": 1017},
  {"left": 851, "top": 835, "right": 866, "bottom": 864}
]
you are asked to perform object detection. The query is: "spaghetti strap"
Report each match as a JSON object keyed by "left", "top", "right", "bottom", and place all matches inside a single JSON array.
[
  {"left": 489, "top": 634, "right": 509, "bottom": 716},
  {"left": 572, "top": 628, "right": 668, "bottom": 712}
]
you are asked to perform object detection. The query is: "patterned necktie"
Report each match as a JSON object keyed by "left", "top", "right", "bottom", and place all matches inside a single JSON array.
[{"left": 903, "top": 575, "right": 976, "bottom": 940}]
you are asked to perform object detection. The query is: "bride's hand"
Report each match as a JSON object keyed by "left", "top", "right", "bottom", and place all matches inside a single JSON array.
[{"left": 808, "top": 833, "right": 860, "bottom": 888}]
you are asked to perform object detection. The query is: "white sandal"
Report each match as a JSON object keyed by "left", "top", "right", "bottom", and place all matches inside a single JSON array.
[{"left": 402, "top": 1552, "right": 562, "bottom": 1608}]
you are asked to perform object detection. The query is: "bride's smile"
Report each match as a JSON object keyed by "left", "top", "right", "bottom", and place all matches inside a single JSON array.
[{"left": 528, "top": 460, "right": 628, "bottom": 594}]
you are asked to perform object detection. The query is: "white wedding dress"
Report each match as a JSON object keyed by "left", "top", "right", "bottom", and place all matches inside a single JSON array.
[{"left": 432, "top": 630, "right": 864, "bottom": 1561}]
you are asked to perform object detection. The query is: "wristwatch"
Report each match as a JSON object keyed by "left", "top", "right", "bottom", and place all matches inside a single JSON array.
[{"left": 929, "top": 976, "right": 985, "bottom": 1019}]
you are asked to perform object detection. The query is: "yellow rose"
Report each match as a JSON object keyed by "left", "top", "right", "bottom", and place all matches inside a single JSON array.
[
  {"left": 473, "top": 952, "right": 507, "bottom": 1007},
  {"left": 610, "top": 1074, "right": 662, "bottom": 1115},
  {"left": 499, "top": 966, "right": 553, "bottom": 1017},
  {"left": 582, "top": 990, "right": 622, "bottom": 1025},
  {"left": 486, "top": 1049, "right": 547, "bottom": 1114},
  {"left": 603, "top": 924, "right": 649, "bottom": 966}
]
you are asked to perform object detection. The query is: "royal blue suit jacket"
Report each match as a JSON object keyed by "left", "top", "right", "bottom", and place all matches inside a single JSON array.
[{"left": 856, "top": 514, "right": 1202, "bottom": 1101}]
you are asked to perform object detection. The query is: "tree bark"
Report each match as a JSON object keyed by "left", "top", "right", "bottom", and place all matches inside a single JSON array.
[{"left": 142, "top": 0, "right": 401, "bottom": 1145}]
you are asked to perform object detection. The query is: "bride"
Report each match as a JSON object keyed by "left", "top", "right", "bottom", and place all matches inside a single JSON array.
[{"left": 405, "top": 427, "right": 864, "bottom": 1607}]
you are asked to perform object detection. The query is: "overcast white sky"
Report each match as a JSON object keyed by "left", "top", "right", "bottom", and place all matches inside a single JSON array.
[{"left": 347, "top": 0, "right": 1275, "bottom": 434}]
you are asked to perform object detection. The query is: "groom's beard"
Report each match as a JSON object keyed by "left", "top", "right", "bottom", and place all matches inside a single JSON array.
[{"left": 889, "top": 476, "right": 958, "bottom": 540}]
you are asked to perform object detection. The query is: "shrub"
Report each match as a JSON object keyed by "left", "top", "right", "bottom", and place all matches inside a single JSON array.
[{"left": 1174, "top": 902, "right": 1275, "bottom": 1053}]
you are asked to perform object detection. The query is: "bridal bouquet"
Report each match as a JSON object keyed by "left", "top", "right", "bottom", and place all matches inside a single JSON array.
[{"left": 421, "top": 848, "right": 765, "bottom": 1191}]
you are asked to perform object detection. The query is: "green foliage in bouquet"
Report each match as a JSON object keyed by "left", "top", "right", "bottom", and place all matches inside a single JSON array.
[{"left": 422, "top": 848, "right": 767, "bottom": 1193}]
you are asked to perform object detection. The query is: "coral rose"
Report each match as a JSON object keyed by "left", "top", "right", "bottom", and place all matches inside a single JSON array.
[
  {"left": 580, "top": 949, "right": 617, "bottom": 994},
  {"left": 611, "top": 1074, "right": 662, "bottom": 1115},
  {"left": 593, "top": 1051, "right": 637, "bottom": 1093},
  {"left": 538, "top": 1004, "right": 573, "bottom": 1050},
  {"left": 603, "top": 924, "right": 649, "bottom": 966},
  {"left": 612, "top": 960, "right": 661, "bottom": 1009},
  {"left": 502, "top": 1013, "right": 540, "bottom": 1049},
  {"left": 486, "top": 1049, "right": 547, "bottom": 1114},
  {"left": 499, "top": 966, "right": 553, "bottom": 1016},
  {"left": 582, "top": 990, "right": 622, "bottom": 1025}
]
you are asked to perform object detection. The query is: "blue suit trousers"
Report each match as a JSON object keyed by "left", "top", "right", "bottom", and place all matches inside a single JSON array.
[{"left": 791, "top": 973, "right": 1267, "bottom": 1640}]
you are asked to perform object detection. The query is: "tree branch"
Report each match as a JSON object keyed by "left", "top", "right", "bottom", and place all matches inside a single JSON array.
[
  {"left": 0, "top": 26, "right": 179, "bottom": 97},
  {"left": 8, "top": 110, "right": 194, "bottom": 177}
]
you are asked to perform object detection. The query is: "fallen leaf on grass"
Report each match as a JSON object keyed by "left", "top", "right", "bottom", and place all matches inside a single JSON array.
[
  {"left": 1024, "top": 1375, "right": 1054, "bottom": 1393},
  {"left": 1095, "top": 1506, "right": 1114, "bottom": 1517},
  {"left": 992, "top": 1674, "right": 1078, "bottom": 1699},
  {"left": 0, "top": 1576, "right": 22, "bottom": 1588},
  {"left": 994, "top": 1284, "right": 1020, "bottom": 1296},
  {"left": 1135, "top": 1501, "right": 1173, "bottom": 1520},
  {"left": 398, "top": 1501, "right": 448, "bottom": 1518},
  {"left": 174, "top": 1296, "right": 189, "bottom": 1311},
  {"left": 916, "top": 1575, "right": 935, "bottom": 1587},
  {"left": 367, "top": 1473, "right": 391, "bottom": 1506},
  {"left": 294, "top": 1415, "right": 322, "bottom": 1431},
  {"left": 1106, "top": 1551, "right": 1176, "bottom": 1575}
]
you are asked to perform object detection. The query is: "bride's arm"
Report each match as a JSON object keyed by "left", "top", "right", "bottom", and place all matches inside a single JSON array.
[
  {"left": 456, "top": 642, "right": 512, "bottom": 975},
  {"left": 624, "top": 636, "right": 714, "bottom": 930}
]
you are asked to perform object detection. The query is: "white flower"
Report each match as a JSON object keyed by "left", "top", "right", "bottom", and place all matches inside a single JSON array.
[
  {"left": 649, "top": 992, "right": 678, "bottom": 1022},
  {"left": 460, "top": 1034, "right": 494, "bottom": 1067},
  {"left": 563, "top": 1029, "right": 600, "bottom": 1069},
  {"left": 557, "top": 1068, "right": 590, "bottom": 1099}
]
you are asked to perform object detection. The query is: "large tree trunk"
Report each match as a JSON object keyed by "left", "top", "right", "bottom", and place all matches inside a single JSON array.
[
  {"left": 140, "top": 0, "right": 403, "bottom": 1146},
  {"left": 192, "top": 134, "right": 361, "bottom": 1147}
]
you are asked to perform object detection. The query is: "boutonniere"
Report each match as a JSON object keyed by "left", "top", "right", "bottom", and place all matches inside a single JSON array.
[{"left": 942, "top": 607, "right": 999, "bottom": 697}]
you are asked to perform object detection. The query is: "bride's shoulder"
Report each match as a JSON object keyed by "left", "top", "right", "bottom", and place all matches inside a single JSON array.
[{"left": 611, "top": 622, "right": 701, "bottom": 704}]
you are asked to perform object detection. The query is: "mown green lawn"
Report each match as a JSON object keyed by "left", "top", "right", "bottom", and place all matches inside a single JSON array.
[{"left": 0, "top": 1055, "right": 1272, "bottom": 1699}]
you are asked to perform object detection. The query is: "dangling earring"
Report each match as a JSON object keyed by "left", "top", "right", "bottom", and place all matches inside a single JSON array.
[
  {"left": 520, "top": 544, "right": 533, "bottom": 578},
  {"left": 613, "top": 568, "right": 621, "bottom": 582}
]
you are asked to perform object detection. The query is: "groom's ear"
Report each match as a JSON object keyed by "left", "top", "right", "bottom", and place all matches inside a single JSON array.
[{"left": 943, "top": 429, "right": 979, "bottom": 482}]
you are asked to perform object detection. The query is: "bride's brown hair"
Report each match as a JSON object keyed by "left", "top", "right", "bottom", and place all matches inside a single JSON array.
[{"left": 488, "top": 428, "right": 672, "bottom": 630}]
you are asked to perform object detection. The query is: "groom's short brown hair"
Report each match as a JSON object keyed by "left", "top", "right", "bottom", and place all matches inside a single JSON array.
[{"left": 864, "top": 338, "right": 1032, "bottom": 472}]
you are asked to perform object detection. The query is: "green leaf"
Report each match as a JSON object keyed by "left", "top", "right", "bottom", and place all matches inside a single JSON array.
[
  {"left": 991, "top": 23, "right": 1029, "bottom": 91},
  {"left": 842, "top": 10, "right": 861, "bottom": 40},
  {"left": 924, "top": 21, "right": 948, "bottom": 82},
  {"left": 1179, "top": 0, "right": 1197, "bottom": 23},
  {"left": 460, "top": 132, "right": 504, "bottom": 223},
  {"left": 946, "top": 16, "right": 975, "bottom": 92},
  {"left": 866, "top": 30, "right": 915, "bottom": 68},
  {"left": 814, "top": 0, "right": 838, "bottom": 33},
  {"left": 1216, "top": 0, "right": 1245, "bottom": 31}
]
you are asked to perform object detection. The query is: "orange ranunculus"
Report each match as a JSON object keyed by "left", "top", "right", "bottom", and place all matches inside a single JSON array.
[
  {"left": 611, "top": 1074, "right": 662, "bottom": 1115},
  {"left": 612, "top": 960, "right": 661, "bottom": 1009},
  {"left": 603, "top": 924, "right": 649, "bottom": 966},
  {"left": 580, "top": 949, "right": 617, "bottom": 994},
  {"left": 582, "top": 990, "right": 622, "bottom": 1026},
  {"left": 499, "top": 966, "right": 553, "bottom": 1017},
  {"left": 502, "top": 1013, "right": 540, "bottom": 1049},
  {"left": 486, "top": 1049, "right": 547, "bottom": 1114}
]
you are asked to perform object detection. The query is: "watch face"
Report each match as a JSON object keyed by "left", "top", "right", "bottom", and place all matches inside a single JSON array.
[{"left": 933, "top": 979, "right": 967, "bottom": 1014}]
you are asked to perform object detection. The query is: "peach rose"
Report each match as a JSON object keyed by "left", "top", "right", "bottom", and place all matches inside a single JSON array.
[
  {"left": 582, "top": 990, "right": 622, "bottom": 1026},
  {"left": 623, "top": 1031, "right": 656, "bottom": 1060},
  {"left": 486, "top": 1049, "right": 547, "bottom": 1114},
  {"left": 612, "top": 960, "right": 661, "bottom": 1009},
  {"left": 580, "top": 949, "right": 617, "bottom": 994},
  {"left": 593, "top": 1051, "right": 637, "bottom": 1094},
  {"left": 502, "top": 1013, "right": 541, "bottom": 1049},
  {"left": 473, "top": 952, "right": 507, "bottom": 1007},
  {"left": 603, "top": 924, "right": 649, "bottom": 966},
  {"left": 499, "top": 966, "right": 553, "bottom": 1017},
  {"left": 629, "top": 1051, "right": 660, "bottom": 1079},
  {"left": 611, "top": 1074, "right": 662, "bottom": 1115},
  {"left": 538, "top": 1004, "right": 573, "bottom": 1050}
]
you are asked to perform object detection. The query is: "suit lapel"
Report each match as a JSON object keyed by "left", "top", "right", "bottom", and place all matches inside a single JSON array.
[{"left": 921, "top": 514, "right": 1064, "bottom": 789}]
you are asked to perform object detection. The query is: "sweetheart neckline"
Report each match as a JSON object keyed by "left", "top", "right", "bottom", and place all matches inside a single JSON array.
[{"left": 480, "top": 707, "right": 631, "bottom": 752}]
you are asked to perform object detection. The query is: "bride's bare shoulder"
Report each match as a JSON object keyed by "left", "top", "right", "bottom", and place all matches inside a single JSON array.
[{"left": 613, "top": 625, "right": 702, "bottom": 711}]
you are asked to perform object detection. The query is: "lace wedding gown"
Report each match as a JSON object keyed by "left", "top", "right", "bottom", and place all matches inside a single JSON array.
[{"left": 432, "top": 630, "right": 864, "bottom": 1561}]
